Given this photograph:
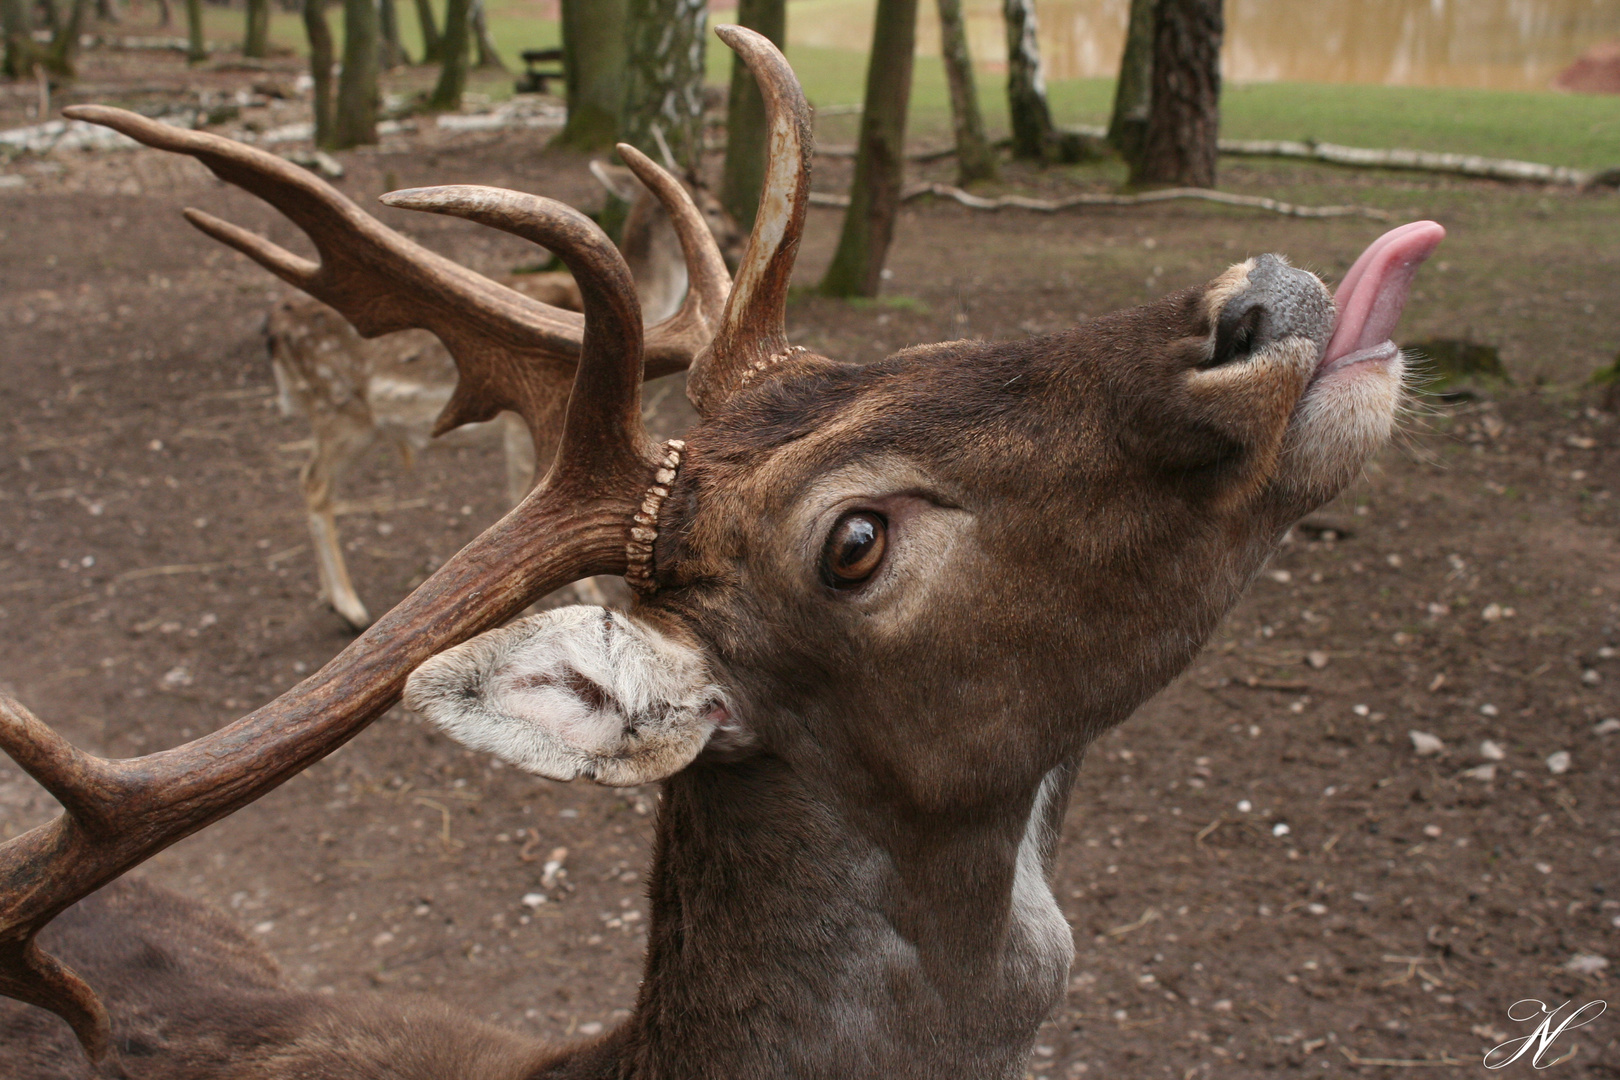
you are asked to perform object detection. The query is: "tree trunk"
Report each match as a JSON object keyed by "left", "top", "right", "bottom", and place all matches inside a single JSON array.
[
  {"left": 332, "top": 0, "right": 379, "bottom": 146},
  {"left": 412, "top": 0, "right": 440, "bottom": 63},
  {"left": 1002, "top": 0, "right": 1053, "bottom": 161},
  {"left": 1132, "top": 0, "right": 1221, "bottom": 188},
  {"left": 303, "top": 0, "right": 335, "bottom": 146},
  {"left": 154, "top": 0, "right": 170, "bottom": 28},
  {"left": 44, "top": 0, "right": 88, "bottom": 77},
  {"left": 621, "top": 0, "right": 707, "bottom": 172},
  {"left": 936, "top": 0, "right": 994, "bottom": 184},
  {"left": 183, "top": 0, "right": 205, "bottom": 64},
  {"left": 425, "top": 0, "right": 469, "bottom": 111},
  {"left": 2, "top": 0, "right": 35, "bottom": 80},
  {"left": 719, "top": 0, "right": 784, "bottom": 230},
  {"left": 40, "top": 0, "right": 61, "bottom": 35},
  {"left": 1106, "top": 0, "right": 1153, "bottom": 169},
  {"left": 469, "top": 0, "right": 501, "bottom": 69},
  {"left": 378, "top": 0, "right": 408, "bottom": 67},
  {"left": 819, "top": 0, "right": 918, "bottom": 298},
  {"left": 553, "top": 0, "right": 624, "bottom": 150},
  {"left": 93, "top": 0, "right": 119, "bottom": 24},
  {"left": 243, "top": 0, "right": 270, "bottom": 58}
]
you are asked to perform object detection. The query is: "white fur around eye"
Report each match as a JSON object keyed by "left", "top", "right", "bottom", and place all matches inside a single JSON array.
[{"left": 404, "top": 606, "right": 725, "bottom": 786}]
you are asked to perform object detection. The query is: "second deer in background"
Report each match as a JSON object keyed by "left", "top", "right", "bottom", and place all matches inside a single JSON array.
[{"left": 268, "top": 166, "right": 743, "bottom": 629}]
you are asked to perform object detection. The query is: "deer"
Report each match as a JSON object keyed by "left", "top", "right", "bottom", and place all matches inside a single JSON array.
[
  {"left": 0, "top": 26, "right": 1445, "bottom": 1080},
  {"left": 269, "top": 156, "right": 745, "bottom": 629}
]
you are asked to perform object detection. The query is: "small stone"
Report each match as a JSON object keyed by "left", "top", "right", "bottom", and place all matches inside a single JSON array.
[
  {"left": 1480, "top": 740, "right": 1506, "bottom": 761},
  {"left": 521, "top": 893, "right": 547, "bottom": 908},
  {"left": 1581, "top": 669, "right": 1601, "bottom": 686},
  {"left": 1461, "top": 764, "right": 1497, "bottom": 782},
  {"left": 1236, "top": 800, "right": 1252, "bottom": 813},
  {"left": 1306, "top": 902, "right": 1328, "bottom": 916},
  {"left": 1410, "top": 731, "right": 1445, "bottom": 756},
  {"left": 577, "top": 1021, "right": 604, "bottom": 1036},
  {"left": 1272, "top": 822, "right": 1291, "bottom": 837},
  {"left": 1546, "top": 750, "right": 1571, "bottom": 775},
  {"left": 253, "top": 921, "right": 275, "bottom": 935},
  {"left": 1211, "top": 999, "right": 1233, "bottom": 1013},
  {"left": 1423, "top": 824, "right": 1442, "bottom": 838},
  {"left": 371, "top": 931, "right": 394, "bottom": 947},
  {"left": 1268, "top": 569, "right": 1291, "bottom": 583},
  {"left": 1482, "top": 603, "right": 1505, "bottom": 621},
  {"left": 1352, "top": 704, "right": 1370, "bottom": 717},
  {"left": 1564, "top": 954, "right": 1609, "bottom": 975},
  {"left": 1594, "top": 718, "right": 1620, "bottom": 736},
  {"left": 1306, "top": 650, "right": 1329, "bottom": 670},
  {"left": 1479, "top": 703, "right": 1499, "bottom": 717},
  {"left": 1536, "top": 862, "right": 1553, "bottom": 874}
]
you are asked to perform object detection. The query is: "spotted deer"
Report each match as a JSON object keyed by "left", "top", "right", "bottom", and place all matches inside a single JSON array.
[
  {"left": 0, "top": 27, "right": 1443, "bottom": 1080},
  {"left": 269, "top": 161, "right": 743, "bottom": 629}
]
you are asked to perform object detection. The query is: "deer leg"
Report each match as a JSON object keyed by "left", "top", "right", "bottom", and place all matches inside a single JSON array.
[{"left": 301, "top": 419, "right": 375, "bottom": 630}]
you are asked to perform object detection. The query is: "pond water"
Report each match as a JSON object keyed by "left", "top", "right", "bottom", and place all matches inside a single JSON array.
[{"left": 787, "top": 0, "right": 1620, "bottom": 90}]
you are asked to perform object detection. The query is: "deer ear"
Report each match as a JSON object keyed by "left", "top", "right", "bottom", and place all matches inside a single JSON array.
[{"left": 404, "top": 607, "right": 728, "bottom": 786}]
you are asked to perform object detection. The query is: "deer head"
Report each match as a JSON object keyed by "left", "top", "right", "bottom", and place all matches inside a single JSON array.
[{"left": 0, "top": 27, "right": 1441, "bottom": 1076}]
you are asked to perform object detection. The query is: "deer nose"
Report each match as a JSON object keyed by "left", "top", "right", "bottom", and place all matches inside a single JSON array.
[{"left": 1210, "top": 255, "right": 1334, "bottom": 369}]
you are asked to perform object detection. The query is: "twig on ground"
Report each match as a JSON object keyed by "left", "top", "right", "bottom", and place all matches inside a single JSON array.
[{"left": 808, "top": 183, "right": 1391, "bottom": 220}]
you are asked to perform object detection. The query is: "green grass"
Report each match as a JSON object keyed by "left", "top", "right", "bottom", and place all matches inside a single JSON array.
[{"left": 186, "top": 3, "right": 1618, "bottom": 169}]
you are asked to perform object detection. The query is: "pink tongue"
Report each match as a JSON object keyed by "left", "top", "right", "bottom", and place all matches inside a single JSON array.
[{"left": 1323, "top": 220, "right": 1446, "bottom": 365}]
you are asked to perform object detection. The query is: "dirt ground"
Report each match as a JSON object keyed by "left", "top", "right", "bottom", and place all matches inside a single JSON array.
[{"left": 2, "top": 47, "right": 1619, "bottom": 1078}]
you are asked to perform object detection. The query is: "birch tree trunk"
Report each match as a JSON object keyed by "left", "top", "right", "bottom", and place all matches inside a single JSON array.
[
  {"left": 820, "top": 0, "right": 919, "bottom": 298},
  {"left": 426, "top": 0, "right": 471, "bottom": 110},
  {"left": 621, "top": 0, "right": 707, "bottom": 172},
  {"left": 243, "top": 0, "right": 270, "bottom": 58},
  {"left": 332, "top": 0, "right": 379, "bottom": 148},
  {"left": 470, "top": 0, "right": 503, "bottom": 69},
  {"left": 555, "top": 0, "right": 625, "bottom": 149},
  {"left": 1106, "top": 0, "right": 1153, "bottom": 169},
  {"left": 720, "top": 0, "right": 784, "bottom": 230},
  {"left": 304, "top": 0, "right": 336, "bottom": 146},
  {"left": 1002, "top": 0, "right": 1054, "bottom": 161},
  {"left": 412, "top": 0, "right": 441, "bottom": 63},
  {"left": 1133, "top": 0, "right": 1221, "bottom": 188},
  {"left": 936, "top": 0, "right": 994, "bottom": 184}
]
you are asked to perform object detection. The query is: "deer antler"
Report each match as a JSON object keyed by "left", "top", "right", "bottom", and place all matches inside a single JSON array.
[
  {"left": 686, "top": 25, "right": 816, "bottom": 415},
  {"left": 59, "top": 105, "right": 727, "bottom": 455},
  {"left": 0, "top": 197, "right": 668, "bottom": 1061}
]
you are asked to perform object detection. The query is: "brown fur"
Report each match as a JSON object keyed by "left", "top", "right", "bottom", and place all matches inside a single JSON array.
[{"left": 3, "top": 252, "right": 1395, "bottom": 1078}]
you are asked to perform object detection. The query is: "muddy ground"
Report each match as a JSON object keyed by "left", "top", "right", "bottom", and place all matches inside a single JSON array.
[{"left": 2, "top": 46, "right": 1619, "bottom": 1078}]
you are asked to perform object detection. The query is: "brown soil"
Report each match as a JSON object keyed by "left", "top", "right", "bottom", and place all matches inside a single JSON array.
[{"left": 2, "top": 47, "right": 1618, "bottom": 1079}]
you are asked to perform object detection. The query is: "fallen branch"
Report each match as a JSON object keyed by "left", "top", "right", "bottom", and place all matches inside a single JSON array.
[
  {"left": 1219, "top": 138, "right": 1615, "bottom": 188},
  {"left": 808, "top": 182, "right": 1390, "bottom": 220}
]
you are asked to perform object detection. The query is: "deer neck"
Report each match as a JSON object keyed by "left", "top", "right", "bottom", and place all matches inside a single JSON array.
[{"left": 611, "top": 754, "right": 1078, "bottom": 1079}]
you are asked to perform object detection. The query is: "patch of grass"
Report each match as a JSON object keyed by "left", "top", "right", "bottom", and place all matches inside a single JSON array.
[{"left": 845, "top": 294, "right": 930, "bottom": 313}]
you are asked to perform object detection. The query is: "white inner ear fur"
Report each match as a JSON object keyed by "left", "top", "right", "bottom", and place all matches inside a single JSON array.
[{"left": 404, "top": 606, "right": 727, "bottom": 786}]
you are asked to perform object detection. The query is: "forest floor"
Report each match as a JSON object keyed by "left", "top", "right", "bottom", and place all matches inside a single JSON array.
[{"left": 2, "top": 46, "right": 1619, "bottom": 1079}]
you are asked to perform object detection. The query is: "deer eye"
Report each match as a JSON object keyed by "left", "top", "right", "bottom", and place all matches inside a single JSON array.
[{"left": 821, "top": 512, "right": 887, "bottom": 588}]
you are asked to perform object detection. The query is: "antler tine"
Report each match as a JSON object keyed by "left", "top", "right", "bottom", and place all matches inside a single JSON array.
[
  {"left": 381, "top": 185, "right": 659, "bottom": 486},
  {"left": 616, "top": 143, "right": 732, "bottom": 372},
  {"left": 686, "top": 25, "right": 815, "bottom": 415},
  {"left": 0, "top": 195, "right": 672, "bottom": 1056}
]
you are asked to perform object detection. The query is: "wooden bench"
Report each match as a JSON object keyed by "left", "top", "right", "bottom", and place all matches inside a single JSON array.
[{"left": 516, "top": 48, "right": 565, "bottom": 95}]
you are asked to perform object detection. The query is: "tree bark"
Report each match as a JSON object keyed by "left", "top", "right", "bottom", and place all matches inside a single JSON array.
[
  {"left": 1106, "top": 0, "right": 1153, "bottom": 168},
  {"left": 470, "top": 0, "right": 502, "bottom": 69},
  {"left": 719, "top": 0, "right": 784, "bottom": 230},
  {"left": 183, "top": 0, "right": 205, "bottom": 64},
  {"left": 378, "top": 0, "right": 409, "bottom": 67},
  {"left": 1133, "top": 0, "right": 1222, "bottom": 188},
  {"left": 2, "top": 0, "right": 35, "bottom": 80},
  {"left": 1002, "top": 0, "right": 1053, "bottom": 161},
  {"left": 425, "top": 0, "right": 470, "bottom": 111},
  {"left": 936, "top": 0, "right": 994, "bottom": 184},
  {"left": 554, "top": 0, "right": 625, "bottom": 150},
  {"left": 332, "top": 0, "right": 379, "bottom": 147},
  {"left": 412, "top": 0, "right": 440, "bottom": 63},
  {"left": 819, "top": 0, "right": 918, "bottom": 298},
  {"left": 303, "top": 0, "right": 335, "bottom": 146},
  {"left": 243, "top": 0, "right": 270, "bottom": 58},
  {"left": 621, "top": 0, "right": 707, "bottom": 172},
  {"left": 44, "top": 0, "right": 89, "bottom": 77}
]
